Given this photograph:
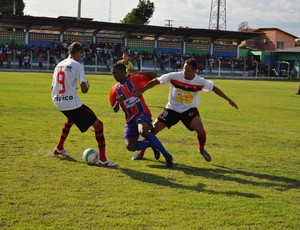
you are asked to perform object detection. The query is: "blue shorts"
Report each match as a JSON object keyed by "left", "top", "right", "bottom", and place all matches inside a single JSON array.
[{"left": 124, "top": 113, "right": 153, "bottom": 139}]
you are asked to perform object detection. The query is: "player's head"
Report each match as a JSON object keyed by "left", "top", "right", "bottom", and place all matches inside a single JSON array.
[
  {"left": 68, "top": 42, "right": 84, "bottom": 61},
  {"left": 185, "top": 58, "right": 198, "bottom": 71},
  {"left": 122, "top": 52, "right": 130, "bottom": 60},
  {"left": 112, "top": 63, "right": 127, "bottom": 83},
  {"left": 183, "top": 58, "right": 198, "bottom": 80}
]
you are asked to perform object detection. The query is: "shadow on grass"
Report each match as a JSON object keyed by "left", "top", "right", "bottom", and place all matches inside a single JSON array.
[
  {"left": 121, "top": 167, "right": 261, "bottom": 198},
  {"left": 53, "top": 155, "right": 120, "bottom": 169},
  {"left": 212, "top": 164, "right": 300, "bottom": 191},
  {"left": 144, "top": 160, "right": 299, "bottom": 192},
  {"left": 53, "top": 155, "right": 79, "bottom": 163}
]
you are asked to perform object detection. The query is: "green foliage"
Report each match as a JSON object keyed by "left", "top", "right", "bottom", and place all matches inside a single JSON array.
[
  {"left": 0, "top": 0, "right": 25, "bottom": 16},
  {"left": 0, "top": 72, "right": 299, "bottom": 229},
  {"left": 121, "top": 0, "right": 155, "bottom": 25}
]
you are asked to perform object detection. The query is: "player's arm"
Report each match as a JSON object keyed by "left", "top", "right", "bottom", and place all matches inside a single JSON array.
[
  {"left": 142, "top": 72, "right": 158, "bottom": 80},
  {"left": 132, "top": 78, "right": 160, "bottom": 97},
  {"left": 81, "top": 81, "right": 90, "bottom": 94},
  {"left": 112, "top": 95, "right": 123, "bottom": 112},
  {"left": 212, "top": 86, "right": 238, "bottom": 109}
]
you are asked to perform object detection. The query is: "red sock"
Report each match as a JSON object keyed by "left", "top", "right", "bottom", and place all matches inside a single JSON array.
[
  {"left": 197, "top": 131, "right": 206, "bottom": 152},
  {"left": 94, "top": 121, "right": 107, "bottom": 162},
  {"left": 57, "top": 119, "right": 73, "bottom": 150}
]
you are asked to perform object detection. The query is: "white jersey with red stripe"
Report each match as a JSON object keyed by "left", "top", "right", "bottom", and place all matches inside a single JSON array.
[
  {"left": 157, "top": 71, "right": 214, "bottom": 113},
  {"left": 51, "top": 56, "right": 86, "bottom": 111}
]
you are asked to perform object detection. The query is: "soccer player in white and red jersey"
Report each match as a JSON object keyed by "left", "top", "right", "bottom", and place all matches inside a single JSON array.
[
  {"left": 110, "top": 63, "right": 173, "bottom": 168},
  {"left": 133, "top": 58, "right": 239, "bottom": 162},
  {"left": 51, "top": 42, "right": 117, "bottom": 167}
]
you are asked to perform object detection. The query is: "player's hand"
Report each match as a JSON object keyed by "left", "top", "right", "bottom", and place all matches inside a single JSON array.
[
  {"left": 229, "top": 100, "right": 238, "bottom": 109},
  {"left": 116, "top": 95, "right": 124, "bottom": 102}
]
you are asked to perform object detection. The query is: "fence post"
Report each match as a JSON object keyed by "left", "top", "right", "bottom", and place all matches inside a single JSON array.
[
  {"left": 13, "top": 50, "right": 16, "bottom": 71},
  {"left": 217, "top": 57, "right": 221, "bottom": 77},
  {"left": 243, "top": 59, "right": 246, "bottom": 78},
  {"left": 47, "top": 50, "right": 50, "bottom": 71}
]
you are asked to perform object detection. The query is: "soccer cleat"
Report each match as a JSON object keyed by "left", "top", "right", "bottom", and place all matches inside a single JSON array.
[
  {"left": 53, "top": 147, "right": 70, "bottom": 157},
  {"left": 198, "top": 149, "right": 212, "bottom": 162},
  {"left": 132, "top": 153, "right": 143, "bottom": 160},
  {"left": 165, "top": 155, "right": 173, "bottom": 168},
  {"left": 98, "top": 160, "right": 118, "bottom": 167},
  {"left": 152, "top": 147, "right": 160, "bottom": 160}
]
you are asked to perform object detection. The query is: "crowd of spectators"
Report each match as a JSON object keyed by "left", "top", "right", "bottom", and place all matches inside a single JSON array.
[{"left": 0, "top": 40, "right": 270, "bottom": 75}]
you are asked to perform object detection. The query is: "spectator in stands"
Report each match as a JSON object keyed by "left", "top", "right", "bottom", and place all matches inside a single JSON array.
[
  {"left": 137, "top": 54, "right": 142, "bottom": 71},
  {"left": 105, "top": 54, "right": 111, "bottom": 71},
  {"left": 209, "top": 56, "right": 214, "bottom": 73},
  {"left": 18, "top": 53, "right": 23, "bottom": 69},
  {"left": 49, "top": 55, "right": 54, "bottom": 70},
  {"left": 117, "top": 52, "right": 135, "bottom": 77},
  {"left": 39, "top": 54, "right": 44, "bottom": 70},
  {"left": 7, "top": 54, "right": 11, "bottom": 68},
  {"left": 132, "top": 58, "right": 238, "bottom": 163},
  {"left": 0, "top": 52, "right": 3, "bottom": 68},
  {"left": 23, "top": 53, "right": 30, "bottom": 69}
]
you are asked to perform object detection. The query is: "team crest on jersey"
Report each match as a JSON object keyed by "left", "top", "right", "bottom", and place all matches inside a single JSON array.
[
  {"left": 123, "top": 97, "right": 140, "bottom": 108},
  {"left": 67, "top": 65, "right": 72, "bottom": 69}
]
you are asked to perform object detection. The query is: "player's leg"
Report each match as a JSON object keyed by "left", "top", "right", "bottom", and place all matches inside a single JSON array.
[
  {"left": 136, "top": 109, "right": 179, "bottom": 166},
  {"left": 124, "top": 121, "right": 153, "bottom": 152},
  {"left": 132, "top": 112, "right": 169, "bottom": 160},
  {"left": 92, "top": 118, "right": 118, "bottom": 167},
  {"left": 138, "top": 121, "right": 173, "bottom": 167},
  {"left": 92, "top": 119, "right": 106, "bottom": 161},
  {"left": 150, "top": 119, "right": 167, "bottom": 160},
  {"left": 70, "top": 104, "right": 117, "bottom": 167},
  {"left": 189, "top": 116, "right": 211, "bottom": 162},
  {"left": 53, "top": 118, "right": 73, "bottom": 157},
  {"left": 132, "top": 119, "right": 165, "bottom": 160},
  {"left": 182, "top": 108, "right": 211, "bottom": 162}
]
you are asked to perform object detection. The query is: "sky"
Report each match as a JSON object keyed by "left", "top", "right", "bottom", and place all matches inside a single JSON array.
[{"left": 23, "top": 0, "right": 300, "bottom": 37}]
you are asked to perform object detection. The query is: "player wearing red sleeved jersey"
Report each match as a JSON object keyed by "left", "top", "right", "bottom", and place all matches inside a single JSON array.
[
  {"left": 110, "top": 63, "right": 173, "bottom": 168},
  {"left": 110, "top": 73, "right": 152, "bottom": 123}
]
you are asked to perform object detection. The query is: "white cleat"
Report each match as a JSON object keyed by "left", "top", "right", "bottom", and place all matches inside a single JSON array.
[
  {"left": 98, "top": 160, "right": 118, "bottom": 167},
  {"left": 53, "top": 147, "right": 70, "bottom": 158}
]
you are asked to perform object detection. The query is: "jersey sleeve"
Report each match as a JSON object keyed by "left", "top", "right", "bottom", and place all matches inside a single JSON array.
[
  {"left": 78, "top": 64, "right": 87, "bottom": 83},
  {"left": 157, "top": 72, "right": 175, "bottom": 84},
  {"left": 131, "top": 74, "right": 152, "bottom": 89},
  {"left": 109, "top": 85, "right": 118, "bottom": 106},
  {"left": 201, "top": 78, "right": 214, "bottom": 92}
]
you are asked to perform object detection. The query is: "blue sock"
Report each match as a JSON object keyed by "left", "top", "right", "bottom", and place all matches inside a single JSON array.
[
  {"left": 135, "top": 140, "right": 152, "bottom": 150},
  {"left": 146, "top": 133, "right": 171, "bottom": 158}
]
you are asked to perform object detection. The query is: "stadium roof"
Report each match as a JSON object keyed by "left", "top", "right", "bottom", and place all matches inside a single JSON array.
[{"left": 0, "top": 15, "right": 262, "bottom": 42}]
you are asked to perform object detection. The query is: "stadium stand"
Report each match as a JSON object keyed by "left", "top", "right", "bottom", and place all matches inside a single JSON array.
[{"left": 0, "top": 15, "right": 298, "bottom": 78}]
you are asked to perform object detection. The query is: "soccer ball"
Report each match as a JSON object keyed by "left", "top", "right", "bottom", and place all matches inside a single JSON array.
[{"left": 82, "top": 148, "right": 98, "bottom": 165}]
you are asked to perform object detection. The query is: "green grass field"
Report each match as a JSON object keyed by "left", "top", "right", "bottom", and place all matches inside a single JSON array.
[{"left": 0, "top": 72, "right": 299, "bottom": 229}]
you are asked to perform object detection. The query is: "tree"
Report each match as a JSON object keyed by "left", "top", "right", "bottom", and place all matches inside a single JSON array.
[
  {"left": 121, "top": 0, "right": 155, "bottom": 25},
  {"left": 0, "top": 0, "right": 25, "bottom": 16}
]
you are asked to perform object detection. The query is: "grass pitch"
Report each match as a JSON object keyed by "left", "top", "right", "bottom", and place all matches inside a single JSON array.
[{"left": 0, "top": 72, "right": 299, "bottom": 229}]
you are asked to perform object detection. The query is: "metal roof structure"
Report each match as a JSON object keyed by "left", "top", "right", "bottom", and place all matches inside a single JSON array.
[
  {"left": 0, "top": 15, "right": 262, "bottom": 42},
  {"left": 274, "top": 46, "right": 300, "bottom": 53}
]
